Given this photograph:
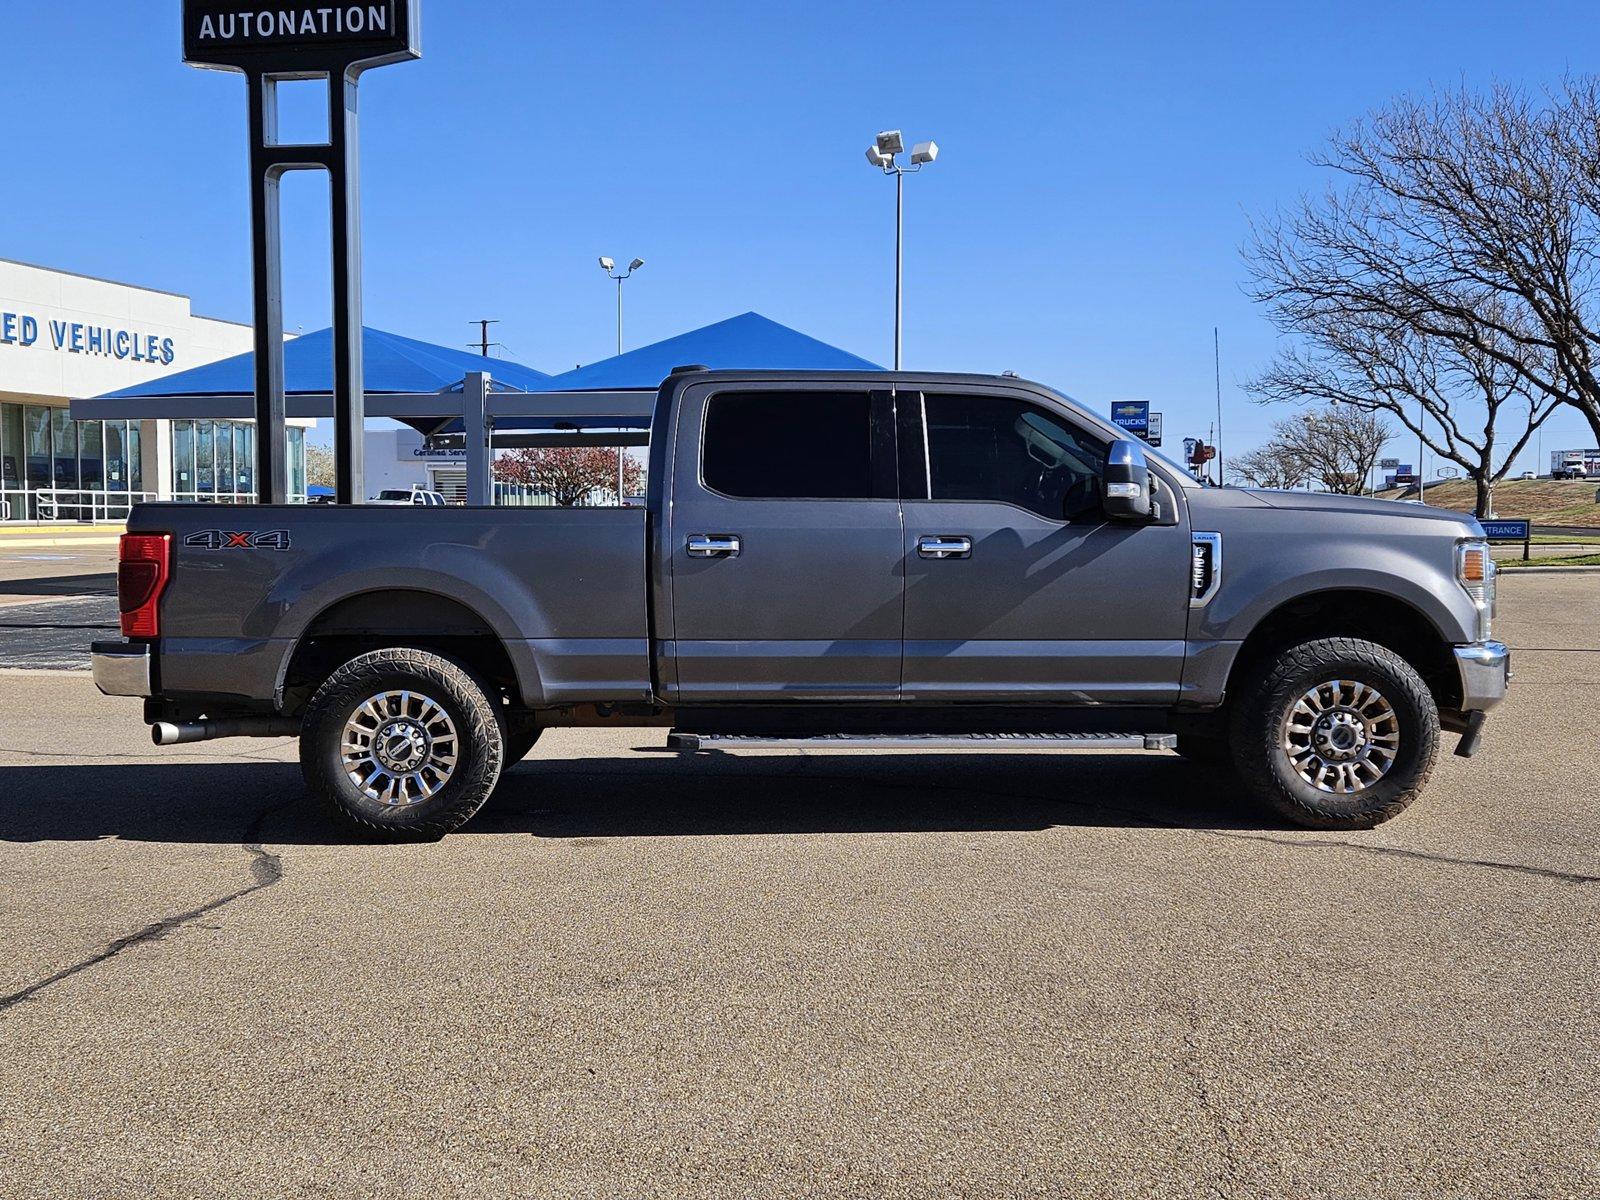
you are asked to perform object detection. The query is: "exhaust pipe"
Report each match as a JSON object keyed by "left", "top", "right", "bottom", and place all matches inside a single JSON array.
[{"left": 152, "top": 717, "right": 301, "bottom": 746}]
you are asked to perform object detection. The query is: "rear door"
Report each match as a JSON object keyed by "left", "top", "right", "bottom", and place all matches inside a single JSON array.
[
  {"left": 664, "top": 382, "right": 903, "bottom": 701},
  {"left": 897, "top": 388, "right": 1191, "bottom": 703}
]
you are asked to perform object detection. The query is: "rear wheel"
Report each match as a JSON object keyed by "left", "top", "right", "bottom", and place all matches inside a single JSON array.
[
  {"left": 1230, "top": 637, "right": 1439, "bottom": 830},
  {"left": 300, "top": 647, "right": 504, "bottom": 839}
]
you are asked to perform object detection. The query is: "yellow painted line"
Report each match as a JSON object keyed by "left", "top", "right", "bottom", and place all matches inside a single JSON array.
[
  {"left": 0, "top": 525, "right": 125, "bottom": 536},
  {"left": 0, "top": 539, "right": 119, "bottom": 550}
]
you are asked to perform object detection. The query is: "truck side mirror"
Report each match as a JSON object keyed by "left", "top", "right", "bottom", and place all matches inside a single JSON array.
[{"left": 1103, "top": 439, "right": 1154, "bottom": 521}]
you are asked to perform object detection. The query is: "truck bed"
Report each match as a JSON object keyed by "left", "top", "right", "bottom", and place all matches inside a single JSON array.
[{"left": 127, "top": 503, "right": 651, "bottom": 708}]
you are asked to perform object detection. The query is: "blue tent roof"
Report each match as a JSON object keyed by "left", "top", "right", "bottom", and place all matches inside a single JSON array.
[
  {"left": 97, "top": 326, "right": 549, "bottom": 399},
  {"left": 523, "top": 312, "right": 881, "bottom": 392}
]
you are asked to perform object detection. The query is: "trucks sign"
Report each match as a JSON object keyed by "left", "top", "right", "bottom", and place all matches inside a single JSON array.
[
  {"left": 183, "top": 1, "right": 420, "bottom": 72},
  {"left": 1110, "top": 401, "right": 1150, "bottom": 438}
]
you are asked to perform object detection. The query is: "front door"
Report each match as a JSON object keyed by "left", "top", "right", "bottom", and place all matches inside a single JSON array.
[
  {"left": 897, "top": 389, "right": 1191, "bottom": 703},
  {"left": 665, "top": 384, "right": 903, "bottom": 702}
]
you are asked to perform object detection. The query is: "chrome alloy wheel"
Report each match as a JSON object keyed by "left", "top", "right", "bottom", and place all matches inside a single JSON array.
[
  {"left": 341, "top": 690, "right": 459, "bottom": 806},
  {"left": 1280, "top": 679, "right": 1400, "bottom": 794}
]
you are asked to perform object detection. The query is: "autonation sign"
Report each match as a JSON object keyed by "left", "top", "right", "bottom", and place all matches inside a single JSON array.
[
  {"left": 0, "top": 310, "right": 175, "bottom": 365},
  {"left": 184, "top": 1, "right": 420, "bottom": 72}
]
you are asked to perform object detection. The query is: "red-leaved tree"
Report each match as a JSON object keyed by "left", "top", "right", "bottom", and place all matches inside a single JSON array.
[{"left": 493, "top": 447, "right": 645, "bottom": 506}]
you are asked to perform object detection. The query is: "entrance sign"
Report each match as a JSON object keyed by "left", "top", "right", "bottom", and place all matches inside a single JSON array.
[
  {"left": 1481, "top": 519, "right": 1530, "bottom": 540},
  {"left": 182, "top": 1, "right": 422, "bottom": 504},
  {"left": 1482, "top": 517, "right": 1531, "bottom": 561}
]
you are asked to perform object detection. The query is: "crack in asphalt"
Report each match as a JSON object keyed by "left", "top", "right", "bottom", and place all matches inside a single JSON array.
[
  {"left": 0, "top": 800, "right": 290, "bottom": 1014},
  {"left": 1178, "top": 998, "right": 1244, "bottom": 1200}
]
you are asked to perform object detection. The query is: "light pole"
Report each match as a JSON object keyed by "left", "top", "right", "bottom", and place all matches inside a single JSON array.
[
  {"left": 865, "top": 130, "right": 938, "bottom": 369},
  {"left": 598, "top": 256, "right": 644, "bottom": 502},
  {"left": 598, "top": 256, "right": 645, "bottom": 356}
]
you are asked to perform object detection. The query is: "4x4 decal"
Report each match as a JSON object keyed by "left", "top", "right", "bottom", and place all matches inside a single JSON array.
[{"left": 184, "top": 529, "right": 292, "bottom": 551}]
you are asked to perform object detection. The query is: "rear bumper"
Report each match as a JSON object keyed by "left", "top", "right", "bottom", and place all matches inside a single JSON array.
[
  {"left": 1454, "top": 640, "right": 1510, "bottom": 712},
  {"left": 91, "top": 641, "right": 151, "bottom": 697}
]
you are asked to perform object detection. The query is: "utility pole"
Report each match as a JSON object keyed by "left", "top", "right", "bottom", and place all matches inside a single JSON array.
[
  {"left": 1417, "top": 395, "right": 1427, "bottom": 504},
  {"left": 470, "top": 318, "right": 501, "bottom": 358},
  {"left": 1213, "top": 327, "right": 1224, "bottom": 486}
]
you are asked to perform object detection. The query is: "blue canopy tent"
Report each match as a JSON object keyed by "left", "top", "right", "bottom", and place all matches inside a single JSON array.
[
  {"left": 71, "top": 313, "right": 880, "bottom": 505},
  {"left": 429, "top": 312, "right": 882, "bottom": 441},
  {"left": 95, "top": 326, "right": 549, "bottom": 406},
  {"left": 527, "top": 311, "right": 879, "bottom": 392}
]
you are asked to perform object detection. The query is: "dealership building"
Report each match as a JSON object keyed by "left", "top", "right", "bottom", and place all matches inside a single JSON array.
[{"left": 0, "top": 258, "right": 312, "bottom": 521}]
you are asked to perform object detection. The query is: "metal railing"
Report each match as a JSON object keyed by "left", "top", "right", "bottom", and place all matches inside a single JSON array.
[
  {"left": 2, "top": 488, "right": 160, "bottom": 523},
  {"left": 0, "top": 487, "right": 310, "bottom": 522}
]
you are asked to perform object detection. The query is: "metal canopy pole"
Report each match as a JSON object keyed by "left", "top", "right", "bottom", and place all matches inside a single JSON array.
[
  {"left": 464, "top": 371, "right": 492, "bottom": 506},
  {"left": 329, "top": 70, "right": 365, "bottom": 504}
]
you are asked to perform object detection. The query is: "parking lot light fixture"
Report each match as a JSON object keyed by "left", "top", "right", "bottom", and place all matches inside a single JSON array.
[
  {"left": 599, "top": 255, "right": 645, "bottom": 356},
  {"left": 865, "top": 128, "right": 939, "bottom": 369}
]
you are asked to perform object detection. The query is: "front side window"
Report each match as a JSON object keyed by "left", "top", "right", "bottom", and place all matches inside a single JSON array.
[
  {"left": 920, "top": 394, "right": 1106, "bottom": 521},
  {"left": 702, "top": 391, "right": 874, "bottom": 499}
]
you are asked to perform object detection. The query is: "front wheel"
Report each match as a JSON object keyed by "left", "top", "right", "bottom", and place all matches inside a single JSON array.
[
  {"left": 300, "top": 647, "right": 505, "bottom": 839},
  {"left": 1230, "top": 637, "right": 1439, "bottom": 830}
]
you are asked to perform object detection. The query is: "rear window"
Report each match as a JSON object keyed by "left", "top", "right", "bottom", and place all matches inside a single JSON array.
[{"left": 702, "top": 391, "right": 874, "bottom": 499}]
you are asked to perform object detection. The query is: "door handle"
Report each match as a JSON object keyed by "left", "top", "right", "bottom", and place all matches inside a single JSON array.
[
  {"left": 687, "top": 533, "right": 741, "bottom": 557},
  {"left": 917, "top": 535, "right": 972, "bottom": 560}
]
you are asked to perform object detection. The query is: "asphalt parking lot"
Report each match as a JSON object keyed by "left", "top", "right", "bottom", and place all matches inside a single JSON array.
[{"left": 0, "top": 567, "right": 1596, "bottom": 1198}]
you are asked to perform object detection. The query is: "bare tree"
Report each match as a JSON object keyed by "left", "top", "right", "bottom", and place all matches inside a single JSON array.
[
  {"left": 1246, "top": 81, "right": 1600, "bottom": 491},
  {"left": 1230, "top": 441, "right": 1305, "bottom": 491},
  {"left": 1247, "top": 306, "right": 1559, "bottom": 515},
  {"left": 1230, "top": 409, "right": 1394, "bottom": 494}
]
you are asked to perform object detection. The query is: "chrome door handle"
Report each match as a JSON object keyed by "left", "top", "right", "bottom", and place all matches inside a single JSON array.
[
  {"left": 918, "top": 535, "right": 972, "bottom": 560},
  {"left": 687, "top": 534, "right": 741, "bottom": 557}
]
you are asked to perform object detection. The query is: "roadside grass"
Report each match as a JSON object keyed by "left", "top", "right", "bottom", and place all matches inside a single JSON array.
[
  {"left": 1531, "top": 533, "right": 1600, "bottom": 545},
  {"left": 1499, "top": 552, "right": 1600, "bottom": 568},
  {"left": 1372, "top": 479, "right": 1600, "bottom": 528}
]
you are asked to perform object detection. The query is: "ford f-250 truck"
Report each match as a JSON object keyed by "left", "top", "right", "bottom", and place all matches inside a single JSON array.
[{"left": 92, "top": 369, "right": 1509, "bottom": 838}]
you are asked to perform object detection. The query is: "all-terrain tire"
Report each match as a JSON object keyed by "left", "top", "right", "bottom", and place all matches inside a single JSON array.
[
  {"left": 1229, "top": 637, "right": 1439, "bottom": 830},
  {"left": 300, "top": 647, "right": 504, "bottom": 840}
]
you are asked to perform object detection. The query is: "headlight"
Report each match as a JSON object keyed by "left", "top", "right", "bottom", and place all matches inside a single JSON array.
[{"left": 1456, "top": 539, "right": 1495, "bottom": 641}]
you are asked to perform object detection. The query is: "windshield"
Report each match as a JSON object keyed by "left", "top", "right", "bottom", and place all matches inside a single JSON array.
[{"left": 375, "top": 490, "right": 411, "bottom": 500}]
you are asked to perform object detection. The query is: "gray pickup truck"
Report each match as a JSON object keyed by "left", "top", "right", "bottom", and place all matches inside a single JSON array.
[{"left": 93, "top": 369, "right": 1509, "bottom": 838}]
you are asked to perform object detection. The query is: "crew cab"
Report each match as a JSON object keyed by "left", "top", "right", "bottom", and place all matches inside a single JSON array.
[{"left": 92, "top": 370, "right": 1509, "bottom": 838}]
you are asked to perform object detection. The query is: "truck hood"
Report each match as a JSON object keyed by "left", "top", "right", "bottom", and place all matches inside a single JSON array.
[{"left": 1193, "top": 487, "right": 1484, "bottom": 534}]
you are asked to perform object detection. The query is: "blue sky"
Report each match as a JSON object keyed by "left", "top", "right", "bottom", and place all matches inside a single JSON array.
[{"left": 4, "top": 1, "right": 1598, "bottom": 469}]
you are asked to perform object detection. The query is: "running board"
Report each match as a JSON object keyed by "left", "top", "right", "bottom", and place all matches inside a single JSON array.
[{"left": 665, "top": 731, "right": 1177, "bottom": 752}]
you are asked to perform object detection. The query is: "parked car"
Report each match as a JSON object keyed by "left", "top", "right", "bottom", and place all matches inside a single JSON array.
[
  {"left": 92, "top": 369, "right": 1508, "bottom": 839},
  {"left": 369, "top": 486, "right": 448, "bottom": 506},
  {"left": 1518, "top": 470, "right": 1537, "bottom": 480}
]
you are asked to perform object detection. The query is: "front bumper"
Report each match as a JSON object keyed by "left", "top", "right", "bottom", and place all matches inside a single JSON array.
[
  {"left": 1454, "top": 640, "right": 1510, "bottom": 712},
  {"left": 91, "top": 640, "right": 152, "bottom": 697}
]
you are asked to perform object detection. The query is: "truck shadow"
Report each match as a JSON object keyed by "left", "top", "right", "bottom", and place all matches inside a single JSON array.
[{"left": 0, "top": 753, "right": 1289, "bottom": 845}]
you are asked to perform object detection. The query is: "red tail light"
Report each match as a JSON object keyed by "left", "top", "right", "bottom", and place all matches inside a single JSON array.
[{"left": 118, "top": 533, "right": 171, "bottom": 638}]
